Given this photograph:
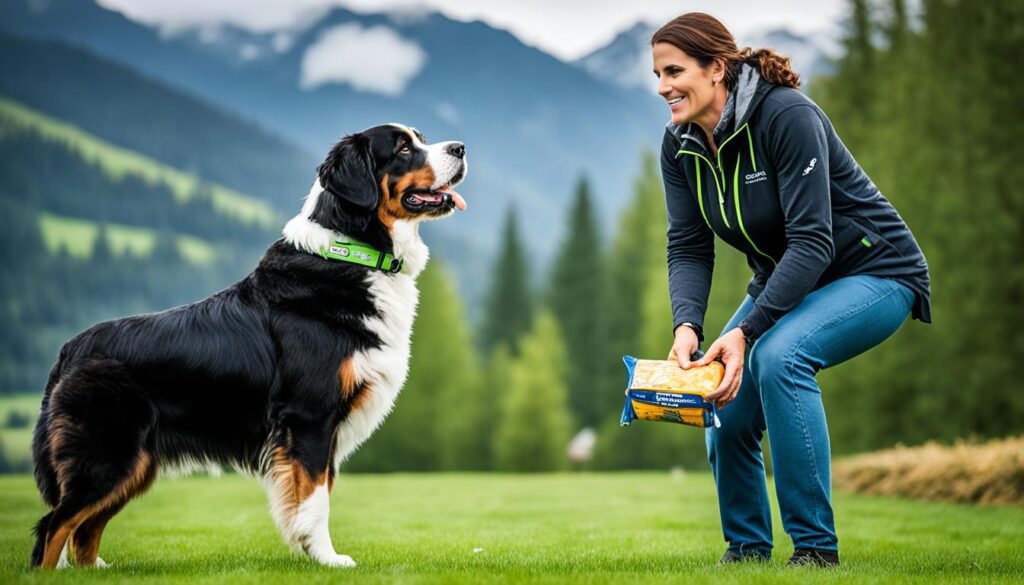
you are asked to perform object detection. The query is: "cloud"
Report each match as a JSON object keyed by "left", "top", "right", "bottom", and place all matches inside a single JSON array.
[
  {"left": 272, "top": 32, "right": 293, "bottom": 53},
  {"left": 239, "top": 43, "right": 260, "bottom": 61},
  {"left": 300, "top": 23, "right": 426, "bottom": 95},
  {"left": 435, "top": 102, "right": 460, "bottom": 126},
  {"left": 99, "top": 0, "right": 845, "bottom": 62}
]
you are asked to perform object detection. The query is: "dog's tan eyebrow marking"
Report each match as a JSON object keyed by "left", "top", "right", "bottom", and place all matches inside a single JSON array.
[
  {"left": 405, "top": 129, "right": 422, "bottom": 147},
  {"left": 387, "top": 123, "right": 423, "bottom": 147}
]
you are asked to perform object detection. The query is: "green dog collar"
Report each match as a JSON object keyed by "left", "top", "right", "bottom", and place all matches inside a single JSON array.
[{"left": 319, "top": 240, "right": 403, "bottom": 273}]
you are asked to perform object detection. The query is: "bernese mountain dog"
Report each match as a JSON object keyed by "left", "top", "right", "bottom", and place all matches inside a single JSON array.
[{"left": 29, "top": 124, "right": 468, "bottom": 569}]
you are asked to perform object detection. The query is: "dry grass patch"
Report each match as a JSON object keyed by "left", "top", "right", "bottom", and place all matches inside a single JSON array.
[{"left": 834, "top": 436, "right": 1024, "bottom": 506}]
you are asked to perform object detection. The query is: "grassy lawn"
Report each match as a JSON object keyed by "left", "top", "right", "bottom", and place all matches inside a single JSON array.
[{"left": 0, "top": 472, "right": 1021, "bottom": 583}]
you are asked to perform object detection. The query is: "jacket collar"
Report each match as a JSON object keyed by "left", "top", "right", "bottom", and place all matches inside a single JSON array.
[{"left": 667, "top": 63, "right": 774, "bottom": 154}]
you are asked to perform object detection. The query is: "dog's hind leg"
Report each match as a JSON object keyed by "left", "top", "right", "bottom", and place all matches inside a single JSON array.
[
  {"left": 31, "top": 359, "right": 157, "bottom": 568},
  {"left": 68, "top": 491, "right": 135, "bottom": 568},
  {"left": 264, "top": 425, "right": 354, "bottom": 568},
  {"left": 33, "top": 449, "right": 155, "bottom": 568}
]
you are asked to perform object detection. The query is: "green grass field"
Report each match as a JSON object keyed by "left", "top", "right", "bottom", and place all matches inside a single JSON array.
[{"left": 0, "top": 472, "right": 1022, "bottom": 583}]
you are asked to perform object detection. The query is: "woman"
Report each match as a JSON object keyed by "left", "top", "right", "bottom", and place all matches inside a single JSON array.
[{"left": 654, "top": 13, "right": 930, "bottom": 566}]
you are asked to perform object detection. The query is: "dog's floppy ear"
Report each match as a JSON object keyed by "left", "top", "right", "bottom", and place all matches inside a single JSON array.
[{"left": 317, "top": 133, "right": 379, "bottom": 211}]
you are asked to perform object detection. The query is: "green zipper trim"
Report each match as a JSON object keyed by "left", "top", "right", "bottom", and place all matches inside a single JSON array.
[
  {"left": 732, "top": 150, "right": 777, "bottom": 267},
  {"left": 716, "top": 123, "right": 748, "bottom": 175},
  {"left": 712, "top": 128, "right": 745, "bottom": 231},
  {"left": 745, "top": 125, "right": 758, "bottom": 172},
  {"left": 676, "top": 124, "right": 775, "bottom": 267},
  {"left": 674, "top": 123, "right": 752, "bottom": 230},
  {"left": 679, "top": 150, "right": 730, "bottom": 229},
  {"left": 693, "top": 157, "right": 710, "bottom": 228}
]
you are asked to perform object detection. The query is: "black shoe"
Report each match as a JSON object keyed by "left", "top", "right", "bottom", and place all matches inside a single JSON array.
[
  {"left": 786, "top": 548, "right": 840, "bottom": 567},
  {"left": 718, "top": 549, "right": 770, "bottom": 565}
]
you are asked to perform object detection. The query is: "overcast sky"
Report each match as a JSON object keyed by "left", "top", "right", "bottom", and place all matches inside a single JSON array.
[{"left": 97, "top": 0, "right": 848, "bottom": 60}]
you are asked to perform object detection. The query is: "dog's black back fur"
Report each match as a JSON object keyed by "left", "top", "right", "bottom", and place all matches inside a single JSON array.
[{"left": 33, "top": 242, "right": 381, "bottom": 484}]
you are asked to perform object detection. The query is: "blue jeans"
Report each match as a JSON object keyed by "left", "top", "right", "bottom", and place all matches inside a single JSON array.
[{"left": 706, "top": 275, "right": 914, "bottom": 557}]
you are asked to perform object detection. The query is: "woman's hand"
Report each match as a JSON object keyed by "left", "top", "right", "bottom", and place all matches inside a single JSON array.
[
  {"left": 695, "top": 327, "right": 746, "bottom": 408},
  {"left": 668, "top": 324, "right": 700, "bottom": 369}
]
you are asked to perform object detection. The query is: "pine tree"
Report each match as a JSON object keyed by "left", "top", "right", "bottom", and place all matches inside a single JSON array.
[
  {"left": 546, "top": 175, "right": 607, "bottom": 428},
  {"left": 91, "top": 225, "right": 114, "bottom": 264},
  {"left": 600, "top": 151, "right": 666, "bottom": 416},
  {"left": 485, "top": 343, "right": 515, "bottom": 469},
  {"left": 479, "top": 208, "right": 533, "bottom": 356},
  {"left": 421, "top": 261, "right": 488, "bottom": 470},
  {"left": 494, "top": 311, "right": 572, "bottom": 472}
]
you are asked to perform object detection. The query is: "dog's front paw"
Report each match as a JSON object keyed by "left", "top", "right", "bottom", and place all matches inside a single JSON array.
[
  {"left": 94, "top": 557, "right": 110, "bottom": 569},
  {"left": 319, "top": 553, "right": 357, "bottom": 568}
]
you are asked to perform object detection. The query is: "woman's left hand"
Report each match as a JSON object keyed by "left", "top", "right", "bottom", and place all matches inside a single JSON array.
[{"left": 695, "top": 327, "right": 746, "bottom": 408}]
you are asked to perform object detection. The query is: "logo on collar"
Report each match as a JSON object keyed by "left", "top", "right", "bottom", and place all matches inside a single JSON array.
[{"left": 320, "top": 241, "right": 403, "bottom": 273}]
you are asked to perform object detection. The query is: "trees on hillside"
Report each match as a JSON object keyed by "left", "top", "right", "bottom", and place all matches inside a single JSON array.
[
  {"left": 479, "top": 209, "right": 534, "bottom": 357},
  {"left": 547, "top": 176, "right": 607, "bottom": 429},
  {"left": 494, "top": 312, "right": 572, "bottom": 472},
  {"left": 813, "top": 0, "right": 1024, "bottom": 452}
]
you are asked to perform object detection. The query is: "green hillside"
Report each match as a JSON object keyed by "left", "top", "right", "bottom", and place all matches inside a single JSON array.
[
  {"left": 0, "top": 100, "right": 275, "bottom": 394},
  {"left": 0, "top": 97, "right": 280, "bottom": 228},
  {"left": 38, "top": 212, "right": 216, "bottom": 265},
  {"left": 0, "top": 35, "right": 314, "bottom": 209}
]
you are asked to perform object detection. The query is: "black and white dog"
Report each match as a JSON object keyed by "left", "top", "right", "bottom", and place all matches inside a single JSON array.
[{"left": 30, "top": 124, "right": 467, "bottom": 569}]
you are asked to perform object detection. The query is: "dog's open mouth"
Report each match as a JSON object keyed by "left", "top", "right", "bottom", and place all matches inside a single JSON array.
[
  {"left": 402, "top": 162, "right": 467, "bottom": 214},
  {"left": 403, "top": 184, "right": 467, "bottom": 212}
]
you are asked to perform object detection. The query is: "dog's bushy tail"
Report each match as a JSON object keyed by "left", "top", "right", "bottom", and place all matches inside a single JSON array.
[
  {"left": 32, "top": 346, "right": 70, "bottom": 509},
  {"left": 30, "top": 511, "right": 54, "bottom": 567}
]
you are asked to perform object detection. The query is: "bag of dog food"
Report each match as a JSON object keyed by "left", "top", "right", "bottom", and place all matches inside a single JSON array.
[{"left": 619, "top": 356, "right": 722, "bottom": 428}]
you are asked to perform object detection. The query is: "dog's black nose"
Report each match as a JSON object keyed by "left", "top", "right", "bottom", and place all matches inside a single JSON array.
[{"left": 446, "top": 142, "right": 465, "bottom": 159}]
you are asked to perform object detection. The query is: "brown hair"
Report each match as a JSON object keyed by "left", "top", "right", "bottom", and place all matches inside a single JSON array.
[{"left": 652, "top": 12, "right": 800, "bottom": 90}]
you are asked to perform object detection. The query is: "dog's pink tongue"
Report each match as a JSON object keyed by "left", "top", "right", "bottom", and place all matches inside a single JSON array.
[{"left": 440, "top": 186, "right": 467, "bottom": 210}]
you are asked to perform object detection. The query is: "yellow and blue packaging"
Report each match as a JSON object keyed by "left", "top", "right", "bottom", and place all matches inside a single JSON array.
[{"left": 619, "top": 356, "right": 723, "bottom": 428}]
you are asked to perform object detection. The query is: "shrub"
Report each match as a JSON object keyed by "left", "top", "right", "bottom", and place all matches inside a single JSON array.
[
  {"left": 833, "top": 436, "right": 1024, "bottom": 506},
  {"left": 4, "top": 410, "right": 31, "bottom": 429}
]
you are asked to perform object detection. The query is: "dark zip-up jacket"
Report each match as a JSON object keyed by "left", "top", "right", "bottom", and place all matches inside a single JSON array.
[{"left": 662, "top": 69, "right": 931, "bottom": 342}]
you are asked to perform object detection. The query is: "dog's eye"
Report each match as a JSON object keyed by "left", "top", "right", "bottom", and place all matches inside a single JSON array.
[{"left": 399, "top": 144, "right": 411, "bottom": 155}]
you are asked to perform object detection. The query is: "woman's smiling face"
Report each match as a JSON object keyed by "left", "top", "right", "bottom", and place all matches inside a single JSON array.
[{"left": 653, "top": 42, "right": 722, "bottom": 127}]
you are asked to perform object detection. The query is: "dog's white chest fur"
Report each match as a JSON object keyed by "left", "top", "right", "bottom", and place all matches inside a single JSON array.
[
  {"left": 282, "top": 182, "right": 430, "bottom": 468},
  {"left": 333, "top": 221, "right": 428, "bottom": 465}
]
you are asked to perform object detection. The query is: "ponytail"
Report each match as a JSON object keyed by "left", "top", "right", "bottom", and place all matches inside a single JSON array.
[{"left": 736, "top": 47, "right": 801, "bottom": 89}]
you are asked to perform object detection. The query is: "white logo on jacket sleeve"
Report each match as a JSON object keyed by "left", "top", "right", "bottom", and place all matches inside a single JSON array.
[{"left": 802, "top": 158, "right": 818, "bottom": 176}]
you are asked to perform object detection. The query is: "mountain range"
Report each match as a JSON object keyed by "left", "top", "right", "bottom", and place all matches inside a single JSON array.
[
  {"left": 1, "top": 0, "right": 834, "bottom": 295},
  {"left": 575, "top": 21, "right": 836, "bottom": 94}
]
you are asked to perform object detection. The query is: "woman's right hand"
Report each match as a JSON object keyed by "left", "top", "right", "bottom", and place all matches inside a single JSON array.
[{"left": 668, "top": 324, "right": 700, "bottom": 369}]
